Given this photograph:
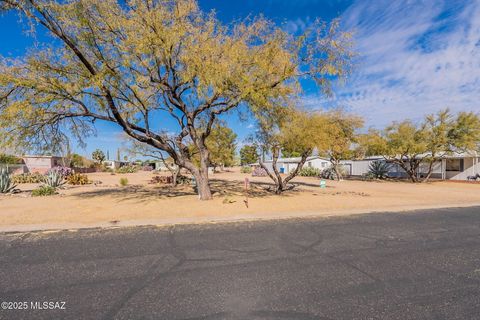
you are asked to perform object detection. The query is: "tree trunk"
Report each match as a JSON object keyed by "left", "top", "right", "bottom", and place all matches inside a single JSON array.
[
  {"left": 171, "top": 167, "right": 179, "bottom": 186},
  {"left": 194, "top": 151, "right": 213, "bottom": 200},
  {"left": 421, "top": 160, "right": 435, "bottom": 183},
  {"left": 193, "top": 168, "right": 212, "bottom": 200}
]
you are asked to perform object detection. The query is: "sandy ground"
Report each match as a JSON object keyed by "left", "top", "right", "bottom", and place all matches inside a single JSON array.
[{"left": 1, "top": 168, "right": 480, "bottom": 231}]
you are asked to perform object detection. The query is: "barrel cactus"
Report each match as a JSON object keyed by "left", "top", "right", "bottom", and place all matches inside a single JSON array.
[{"left": 0, "top": 167, "right": 17, "bottom": 193}]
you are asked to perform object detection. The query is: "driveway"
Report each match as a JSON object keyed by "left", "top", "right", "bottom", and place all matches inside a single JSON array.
[{"left": 1, "top": 207, "right": 480, "bottom": 319}]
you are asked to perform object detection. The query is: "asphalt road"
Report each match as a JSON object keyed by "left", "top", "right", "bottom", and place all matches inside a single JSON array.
[{"left": 1, "top": 207, "right": 480, "bottom": 320}]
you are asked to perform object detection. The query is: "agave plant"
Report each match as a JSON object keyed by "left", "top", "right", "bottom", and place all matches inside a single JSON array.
[
  {"left": 43, "top": 169, "right": 66, "bottom": 188},
  {"left": 368, "top": 161, "right": 391, "bottom": 179},
  {"left": 0, "top": 167, "right": 17, "bottom": 193}
]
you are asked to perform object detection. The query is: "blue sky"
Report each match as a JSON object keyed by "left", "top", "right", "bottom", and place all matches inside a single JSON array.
[{"left": 1, "top": 0, "right": 479, "bottom": 158}]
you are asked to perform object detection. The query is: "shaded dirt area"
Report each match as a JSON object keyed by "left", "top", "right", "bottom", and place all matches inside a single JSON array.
[{"left": 0, "top": 168, "right": 479, "bottom": 229}]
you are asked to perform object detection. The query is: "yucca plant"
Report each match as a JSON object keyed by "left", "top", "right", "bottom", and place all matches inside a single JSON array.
[
  {"left": 0, "top": 167, "right": 17, "bottom": 193},
  {"left": 368, "top": 161, "right": 391, "bottom": 179},
  {"left": 43, "top": 169, "right": 66, "bottom": 188}
]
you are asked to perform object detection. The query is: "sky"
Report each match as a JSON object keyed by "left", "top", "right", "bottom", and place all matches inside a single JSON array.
[{"left": 1, "top": 0, "right": 479, "bottom": 158}]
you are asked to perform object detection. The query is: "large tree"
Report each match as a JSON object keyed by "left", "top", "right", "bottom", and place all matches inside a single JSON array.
[{"left": 0, "top": 0, "right": 353, "bottom": 199}]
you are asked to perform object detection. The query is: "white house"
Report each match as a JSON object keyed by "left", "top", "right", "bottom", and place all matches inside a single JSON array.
[
  {"left": 255, "top": 156, "right": 331, "bottom": 174},
  {"left": 341, "top": 151, "right": 480, "bottom": 181}
]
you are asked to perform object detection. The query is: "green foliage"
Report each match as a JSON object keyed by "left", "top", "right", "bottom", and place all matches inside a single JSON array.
[
  {"left": 92, "top": 149, "right": 106, "bottom": 164},
  {"left": 66, "top": 173, "right": 90, "bottom": 185},
  {"left": 119, "top": 178, "right": 128, "bottom": 186},
  {"left": 240, "top": 166, "right": 252, "bottom": 174},
  {"left": 281, "top": 149, "right": 302, "bottom": 158},
  {"left": 298, "top": 167, "right": 322, "bottom": 177},
  {"left": 0, "top": 154, "right": 21, "bottom": 165},
  {"left": 70, "top": 153, "right": 85, "bottom": 167},
  {"left": 368, "top": 161, "right": 391, "bottom": 179},
  {"left": 43, "top": 170, "right": 65, "bottom": 188},
  {"left": 206, "top": 123, "right": 237, "bottom": 169},
  {"left": 32, "top": 185, "right": 56, "bottom": 197},
  {"left": 12, "top": 173, "right": 44, "bottom": 184},
  {"left": 239, "top": 145, "right": 258, "bottom": 165},
  {"left": 115, "top": 165, "right": 139, "bottom": 174},
  {"left": 0, "top": 167, "right": 17, "bottom": 193}
]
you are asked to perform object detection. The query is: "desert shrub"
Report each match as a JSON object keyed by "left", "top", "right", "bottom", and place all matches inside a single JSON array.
[
  {"left": 142, "top": 165, "right": 154, "bottom": 171},
  {"left": 32, "top": 185, "right": 56, "bottom": 196},
  {"left": 116, "top": 165, "right": 139, "bottom": 174},
  {"left": 43, "top": 170, "right": 66, "bottom": 188},
  {"left": 240, "top": 166, "right": 252, "bottom": 174},
  {"left": 252, "top": 167, "right": 267, "bottom": 177},
  {"left": 0, "top": 167, "right": 17, "bottom": 193},
  {"left": 321, "top": 167, "right": 347, "bottom": 180},
  {"left": 66, "top": 173, "right": 90, "bottom": 185},
  {"left": 119, "top": 177, "right": 128, "bottom": 186},
  {"left": 48, "top": 166, "right": 73, "bottom": 177},
  {"left": 12, "top": 173, "right": 44, "bottom": 184},
  {"left": 368, "top": 161, "right": 391, "bottom": 179},
  {"left": 150, "top": 175, "right": 172, "bottom": 184},
  {"left": 299, "top": 167, "right": 322, "bottom": 177}
]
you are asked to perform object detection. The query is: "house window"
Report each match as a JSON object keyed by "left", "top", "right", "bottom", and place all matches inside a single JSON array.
[
  {"left": 446, "top": 159, "right": 463, "bottom": 171},
  {"left": 321, "top": 162, "right": 326, "bottom": 168},
  {"left": 308, "top": 162, "right": 312, "bottom": 168}
]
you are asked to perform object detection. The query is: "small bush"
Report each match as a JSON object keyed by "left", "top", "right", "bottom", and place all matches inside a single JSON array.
[
  {"left": 299, "top": 167, "right": 322, "bottom": 177},
  {"left": 142, "top": 165, "right": 154, "bottom": 171},
  {"left": 12, "top": 173, "right": 44, "bottom": 184},
  {"left": 150, "top": 175, "right": 172, "bottom": 184},
  {"left": 321, "top": 167, "right": 348, "bottom": 180},
  {"left": 116, "top": 165, "right": 139, "bottom": 174},
  {"left": 119, "top": 178, "right": 128, "bottom": 186},
  {"left": 32, "top": 185, "right": 56, "bottom": 197},
  {"left": 66, "top": 173, "right": 90, "bottom": 185},
  {"left": 240, "top": 166, "right": 252, "bottom": 174}
]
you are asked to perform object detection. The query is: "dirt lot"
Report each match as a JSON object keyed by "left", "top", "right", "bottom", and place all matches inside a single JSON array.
[{"left": 1, "top": 168, "right": 480, "bottom": 230}]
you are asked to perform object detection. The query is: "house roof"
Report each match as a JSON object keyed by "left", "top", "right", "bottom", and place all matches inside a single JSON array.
[
  {"left": 257, "top": 156, "right": 330, "bottom": 164},
  {"left": 22, "top": 155, "right": 63, "bottom": 159}
]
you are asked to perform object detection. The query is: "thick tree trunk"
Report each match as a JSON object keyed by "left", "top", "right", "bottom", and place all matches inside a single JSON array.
[
  {"left": 193, "top": 168, "right": 212, "bottom": 200},
  {"left": 194, "top": 151, "right": 212, "bottom": 200}
]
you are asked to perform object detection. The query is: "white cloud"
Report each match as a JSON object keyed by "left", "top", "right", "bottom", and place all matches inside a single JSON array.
[{"left": 305, "top": 0, "right": 480, "bottom": 128}]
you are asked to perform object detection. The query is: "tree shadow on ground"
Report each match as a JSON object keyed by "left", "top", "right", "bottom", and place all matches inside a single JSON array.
[{"left": 71, "top": 178, "right": 298, "bottom": 203}]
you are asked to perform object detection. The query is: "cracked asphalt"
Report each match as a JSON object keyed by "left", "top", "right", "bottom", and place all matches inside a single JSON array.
[{"left": 1, "top": 206, "right": 480, "bottom": 319}]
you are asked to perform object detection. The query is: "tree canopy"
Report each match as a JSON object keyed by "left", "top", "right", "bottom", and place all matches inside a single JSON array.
[
  {"left": 255, "top": 108, "right": 332, "bottom": 193},
  {"left": 239, "top": 145, "right": 258, "bottom": 165},
  {"left": 0, "top": 0, "right": 353, "bottom": 199}
]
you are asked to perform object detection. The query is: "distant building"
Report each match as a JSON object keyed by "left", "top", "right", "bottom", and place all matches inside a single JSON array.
[
  {"left": 21, "top": 155, "right": 66, "bottom": 174},
  {"left": 340, "top": 151, "right": 480, "bottom": 181},
  {"left": 252, "top": 156, "right": 331, "bottom": 174}
]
